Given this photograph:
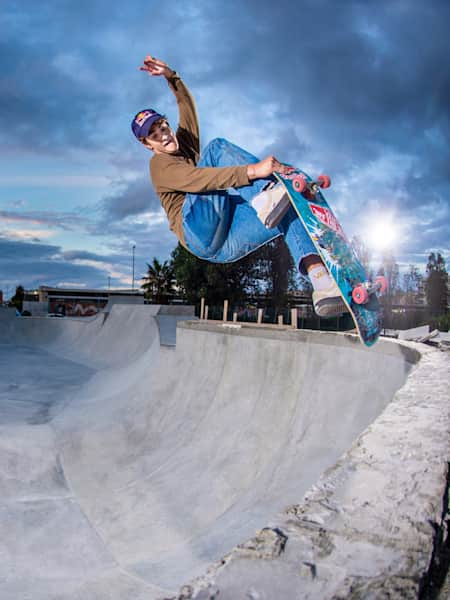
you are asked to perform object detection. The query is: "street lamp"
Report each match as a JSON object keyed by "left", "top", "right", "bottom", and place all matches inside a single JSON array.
[{"left": 130, "top": 242, "right": 136, "bottom": 291}]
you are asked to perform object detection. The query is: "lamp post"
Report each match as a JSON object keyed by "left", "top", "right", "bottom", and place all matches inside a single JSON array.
[{"left": 131, "top": 242, "right": 136, "bottom": 291}]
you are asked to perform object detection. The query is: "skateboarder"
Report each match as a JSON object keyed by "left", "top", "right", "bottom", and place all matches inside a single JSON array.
[{"left": 131, "top": 55, "right": 347, "bottom": 317}]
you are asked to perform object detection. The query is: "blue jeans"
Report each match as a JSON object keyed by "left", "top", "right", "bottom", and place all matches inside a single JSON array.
[{"left": 182, "top": 138, "right": 316, "bottom": 270}]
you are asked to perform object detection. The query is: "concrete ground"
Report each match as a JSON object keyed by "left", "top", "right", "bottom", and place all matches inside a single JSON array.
[{"left": 0, "top": 305, "right": 448, "bottom": 599}]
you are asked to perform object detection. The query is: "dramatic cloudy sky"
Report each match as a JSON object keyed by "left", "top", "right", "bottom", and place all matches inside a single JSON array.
[{"left": 1, "top": 0, "right": 449, "bottom": 296}]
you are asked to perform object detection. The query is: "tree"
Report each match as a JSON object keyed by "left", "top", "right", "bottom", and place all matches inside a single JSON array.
[
  {"left": 351, "top": 235, "right": 372, "bottom": 275},
  {"left": 402, "top": 265, "right": 424, "bottom": 305},
  {"left": 141, "top": 259, "right": 175, "bottom": 304},
  {"left": 425, "top": 252, "right": 448, "bottom": 317},
  {"left": 378, "top": 251, "right": 400, "bottom": 302},
  {"left": 171, "top": 239, "right": 296, "bottom": 311},
  {"left": 171, "top": 243, "right": 262, "bottom": 306},
  {"left": 377, "top": 252, "right": 400, "bottom": 327},
  {"left": 252, "top": 237, "right": 296, "bottom": 314},
  {"left": 170, "top": 245, "right": 209, "bottom": 304},
  {"left": 9, "top": 285, "right": 24, "bottom": 312}
]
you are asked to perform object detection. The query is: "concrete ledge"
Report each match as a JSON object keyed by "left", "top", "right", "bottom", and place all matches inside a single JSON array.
[
  {"left": 167, "top": 331, "right": 449, "bottom": 599},
  {"left": 178, "top": 319, "right": 422, "bottom": 364}
]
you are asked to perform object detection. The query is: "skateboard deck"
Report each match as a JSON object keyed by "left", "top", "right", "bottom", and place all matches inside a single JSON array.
[{"left": 274, "top": 168, "right": 383, "bottom": 346}]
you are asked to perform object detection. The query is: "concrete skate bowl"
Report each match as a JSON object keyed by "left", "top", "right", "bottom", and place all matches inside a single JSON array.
[{"left": 1, "top": 305, "right": 448, "bottom": 599}]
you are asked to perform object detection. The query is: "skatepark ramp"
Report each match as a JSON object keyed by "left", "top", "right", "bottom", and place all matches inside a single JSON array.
[{"left": 0, "top": 305, "right": 448, "bottom": 599}]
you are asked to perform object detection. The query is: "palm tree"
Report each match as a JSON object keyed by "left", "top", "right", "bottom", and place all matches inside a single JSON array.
[{"left": 141, "top": 258, "right": 175, "bottom": 304}]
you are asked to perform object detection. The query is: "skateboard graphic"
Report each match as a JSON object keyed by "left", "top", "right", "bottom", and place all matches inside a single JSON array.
[{"left": 274, "top": 168, "right": 386, "bottom": 347}]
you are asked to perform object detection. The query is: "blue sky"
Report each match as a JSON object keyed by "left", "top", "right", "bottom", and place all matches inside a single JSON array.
[{"left": 1, "top": 0, "right": 449, "bottom": 297}]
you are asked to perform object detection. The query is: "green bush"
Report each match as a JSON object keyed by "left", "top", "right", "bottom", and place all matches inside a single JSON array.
[{"left": 435, "top": 312, "right": 450, "bottom": 332}]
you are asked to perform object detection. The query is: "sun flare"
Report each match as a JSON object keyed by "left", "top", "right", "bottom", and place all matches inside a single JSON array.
[{"left": 365, "top": 216, "right": 398, "bottom": 251}]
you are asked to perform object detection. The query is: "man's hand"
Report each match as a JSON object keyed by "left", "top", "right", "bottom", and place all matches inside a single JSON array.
[
  {"left": 139, "top": 55, "right": 174, "bottom": 79},
  {"left": 247, "top": 156, "right": 291, "bottom": 180}
]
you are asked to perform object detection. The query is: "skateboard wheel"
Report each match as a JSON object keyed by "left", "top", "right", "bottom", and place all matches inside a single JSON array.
[
  {"left": 375, "top": 276, "right": 388, "bottom": 294},
  {"left": 292, "top": 175, "right": 307, "bottom": 193},
  {"left": 317, "top": 174, "right": 331, "bottom": 189},
  {"left": 352, "top": 285, "right": 369, "bottom": 304}
]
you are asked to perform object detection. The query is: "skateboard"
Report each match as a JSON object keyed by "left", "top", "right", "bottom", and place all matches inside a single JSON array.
[{"left": 274, "top": 168, "right": 386, "bottom": 347}]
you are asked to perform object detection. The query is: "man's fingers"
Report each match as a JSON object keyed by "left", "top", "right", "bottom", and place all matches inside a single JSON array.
[
  {"left": 143, "top": 57, "right": 158, "bottom": 68},
  {"left": 140, "top": 57, "right": 162, "bottom": 75},
  {"left": 144, "top": 56, "right": 165, "bottom": 68},
  {"left": 139, "top": 65, "right": 155, "bottom": 74}
]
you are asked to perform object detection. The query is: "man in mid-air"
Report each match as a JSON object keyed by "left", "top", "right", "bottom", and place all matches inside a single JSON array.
[{"left": 131, "top": 55, "right": 347, "bottom": 317}]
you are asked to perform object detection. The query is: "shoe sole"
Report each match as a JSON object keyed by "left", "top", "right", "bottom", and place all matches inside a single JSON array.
[
  {"left": 314, "top": 296, "right": 347, "bottom": 318},
  {"left": 264, "top": 194, "right": 290, "bottom": 228}
]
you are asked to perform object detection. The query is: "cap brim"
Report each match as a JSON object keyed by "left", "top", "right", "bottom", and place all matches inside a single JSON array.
[{"left": 139, "top": 114, "right": 166, "bottom": 139}]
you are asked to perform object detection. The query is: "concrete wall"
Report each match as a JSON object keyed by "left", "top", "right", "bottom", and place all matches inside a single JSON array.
[{"left": 0, "top": 308, "right": 448, "bottom": 599}]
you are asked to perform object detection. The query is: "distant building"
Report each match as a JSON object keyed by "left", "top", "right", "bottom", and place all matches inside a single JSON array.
[{"left": 22, "top": 286, "right": 144, "bottom": 317}]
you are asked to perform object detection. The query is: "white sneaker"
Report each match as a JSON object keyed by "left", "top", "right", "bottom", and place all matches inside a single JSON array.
[
  {"left": 251, "top": 183, "right": 290, "bottom": 228},
  {"left": 312, "top": 281, "right": 348, "bottom": 318}
]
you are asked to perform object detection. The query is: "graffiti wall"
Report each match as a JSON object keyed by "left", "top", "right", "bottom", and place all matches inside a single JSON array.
[{"left": 49, "top": 299, "right": 108, "bottom": 317}]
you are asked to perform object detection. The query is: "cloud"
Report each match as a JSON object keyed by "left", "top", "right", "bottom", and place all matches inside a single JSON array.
[
  {"left": 94, "top": 175, "right": 179, "bottom": 264},
  {"left": 90, "top": 206, "right": 178, "bottom": 273},
  {"left": 100, "top": 177, "right": 160, "bottom": 220},
  {"left": 188, "top": 2, "right": 450, "bottom": 182},
  {"left": 0, "top": 236, "right": 113, "bottom": 290},
  {"left": 0, "top": 208, "right": 92, "bottom": 231},
  {"left": 61, "top": 249, "right": 112, "bottom": 262},
  {"left": 0, "top": 0, "right": 449, "bottom": 289},
  {"left": 0, "top": 41, "right": 108, "bottom": 154},
  {"left": 0, "top": 228, "right": 53, "bottom": 242},
  {"left": 0, "top": 175, "right": 110, "bottom": 187},
  {"left": 0, "top": 236, "right": 58, "bottom": 261}
]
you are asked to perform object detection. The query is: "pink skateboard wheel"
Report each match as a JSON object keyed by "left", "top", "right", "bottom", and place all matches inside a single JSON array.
[
  {"left": 352, "top": 285, "right": 369, "bottom": 304},
  {"left": 375, "top": 276, "right": 388, "bottom": 294},
  {"left": 292, "top": 175, "right": 307, "bottom": 193},
  {"left": 317, "top": 174, "right": 331, "bottom": 189}
]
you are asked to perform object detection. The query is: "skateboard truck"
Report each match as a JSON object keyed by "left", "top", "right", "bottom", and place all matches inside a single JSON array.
[
  {"left": 291, "top": 174, "right": 331, "bottom": 198},
  {"left": 352, "top": 276, "right": 388, "bottom": 304}
]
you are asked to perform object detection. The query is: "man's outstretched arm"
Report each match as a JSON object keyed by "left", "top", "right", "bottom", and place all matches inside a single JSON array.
[
  {"left": 140, "top": 55, "right": 291, "bottom": 182},
  {"left": 140, "top": 55, "right": 199, "bottom": 150}
]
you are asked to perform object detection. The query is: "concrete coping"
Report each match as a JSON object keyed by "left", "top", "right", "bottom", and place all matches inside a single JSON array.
[{"left": 178, "top": 319, "right": 422, "bottom": 365}]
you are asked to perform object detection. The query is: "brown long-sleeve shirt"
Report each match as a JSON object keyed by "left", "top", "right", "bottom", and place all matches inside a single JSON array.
[{"left": 149, "top": 73, "right": 250, "bottom": 247}]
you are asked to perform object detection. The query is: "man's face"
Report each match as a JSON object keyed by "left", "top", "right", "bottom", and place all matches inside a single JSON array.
[{"left": 143, "top": 119, "right": 179, "bottom": 154}]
